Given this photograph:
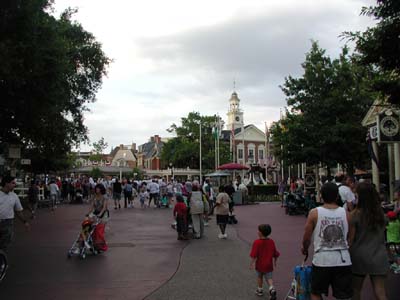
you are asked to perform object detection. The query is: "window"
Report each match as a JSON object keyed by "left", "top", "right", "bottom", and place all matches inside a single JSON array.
[
  {"left": 258, "top": 149, "right": 264, "bottom": 160},
  {"left": 238, "top": 149, "right": 243, "bottom": 159},
  {"left": 248, "top": 149, "right": 254, "bottom": 162}
]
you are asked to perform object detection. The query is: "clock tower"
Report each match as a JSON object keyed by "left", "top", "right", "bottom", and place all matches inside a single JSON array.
[{"left": 227, "top": 91, "right": 244, "bottom": 130}]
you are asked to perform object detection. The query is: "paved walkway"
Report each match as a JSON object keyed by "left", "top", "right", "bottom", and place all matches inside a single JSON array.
[{"left": 1, "top": 201, "right": 399, "bottom": 299}]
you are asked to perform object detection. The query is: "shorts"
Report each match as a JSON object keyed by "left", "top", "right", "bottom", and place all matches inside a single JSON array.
[
  {"left": 216, "top": 214, "right": 229, "bottom": 225},
  {"left": 113, "top": 193, "right": 121, "bottom": 200},
  {"left": 256, "top": 271, "right": 273, "bottom": 280},
  {"left": 311, "top": 265, "right": 352, "bottom": 299}
]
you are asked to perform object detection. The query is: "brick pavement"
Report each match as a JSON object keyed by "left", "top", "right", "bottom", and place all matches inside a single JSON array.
[{"left": 0, "top": 201, "right": 399, "bottom": 299}]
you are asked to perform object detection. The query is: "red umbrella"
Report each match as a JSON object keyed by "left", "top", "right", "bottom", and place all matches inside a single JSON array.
[{"left": 217, "top": 162, "right": 249, "bottom": 170}]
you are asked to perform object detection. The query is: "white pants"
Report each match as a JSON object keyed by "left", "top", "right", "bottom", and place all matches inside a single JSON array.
[{"left": 191, "top": 214, "right": 204, "bottom": 238}]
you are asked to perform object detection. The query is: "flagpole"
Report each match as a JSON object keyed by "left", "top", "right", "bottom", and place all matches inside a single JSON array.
[
  {"left": 217, "top": 114, "right": 220, "bottom": 168},
  {"left": 265, "top": 122, "right": 268, "bottom": 184},
  {"left": 199, "top": 119, "right": 202, "bottom": 185}
]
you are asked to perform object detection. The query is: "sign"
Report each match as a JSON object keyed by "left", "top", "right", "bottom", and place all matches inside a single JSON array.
[
  {"left": 369, "top": 125, "right": 378, "bottom": 140},
  {"left": 20, "top": 159, "right": 31, "bottom": 165},
  {"left": 8, "top": 145, "right": 21, "bottom": 159},
  {"left": 305, "top": 174, "right": 316, "bottom": 189},
  {"left": 377, "top": 110, "right": 400, "bottom": 143}
]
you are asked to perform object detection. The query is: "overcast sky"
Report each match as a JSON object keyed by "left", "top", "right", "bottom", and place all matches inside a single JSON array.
[{"left": 53, "top": 0, "right": 376, "bottom": 152}]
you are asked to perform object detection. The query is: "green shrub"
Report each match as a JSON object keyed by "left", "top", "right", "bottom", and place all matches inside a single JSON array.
[{"left": 247, "top": 184, "right": 279, "bottom": 203}]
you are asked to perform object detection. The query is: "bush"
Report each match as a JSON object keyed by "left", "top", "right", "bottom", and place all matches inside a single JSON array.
[{"left": 247, "top": 184, "right": 279, "bottom": 203}]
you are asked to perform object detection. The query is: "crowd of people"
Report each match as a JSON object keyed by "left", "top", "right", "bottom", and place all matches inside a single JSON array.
[{"left": 2, "top": 172, "right": 399, "bottom": 299}]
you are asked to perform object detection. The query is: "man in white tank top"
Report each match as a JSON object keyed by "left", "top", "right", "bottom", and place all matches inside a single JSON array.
[{"left": 301, "top": 182, "right": 352, "bottom": 300}]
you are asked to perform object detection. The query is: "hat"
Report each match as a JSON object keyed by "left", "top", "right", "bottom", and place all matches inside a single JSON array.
[{"left": 387, "top": 211, "right": 398, "bottom": 220}]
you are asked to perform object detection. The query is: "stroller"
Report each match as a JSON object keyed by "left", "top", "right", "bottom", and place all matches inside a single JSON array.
[
  {"left": 67, "top": 214, "right": 101, "bottom": 259},
  {"left": 285, "top": 255, "right": 312, "bottom": 300},
  {"left": 285, "top": 193, "right": 307, "bottom": 216}
]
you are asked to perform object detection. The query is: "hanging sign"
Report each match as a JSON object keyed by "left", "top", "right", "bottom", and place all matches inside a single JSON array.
[{"left": 377, "top": 110, "right": 400, "bottom": 143}]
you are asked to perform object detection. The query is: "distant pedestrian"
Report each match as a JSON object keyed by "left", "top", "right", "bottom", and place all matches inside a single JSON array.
[
  {"left": 148, "top": 179, "right": 160, "bottom": 208},
  {"left": 139, "top": 185, "right": 148, "bottom": 208},
  {"left": 215, "top": 186, "right": 230, "bottom": 239},
  {"left": 189, "top": 181, "right": 204, "bottom": 239},
  {"left": 124, "top": 180, "right": 134, "bottom": 208},
  {"left": 113, "top": 178, "right": 122, "bottom": 209},
  {"left": 27, "top": 180, "right": 39, "bottom": 219},
  {"left": 49, "top": 180, "right": 59, "bottom": 210},
  {"left": 173, "top": 195, "right": 188, "bottom": 240},
  {"left": 250, "top": 224, "right": 279, "bottom": 299}
]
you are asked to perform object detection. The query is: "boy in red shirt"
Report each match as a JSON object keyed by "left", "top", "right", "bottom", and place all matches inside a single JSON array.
[
  {"left": 250, "top": 224, "right": 280, "bottom": 298},
  {"left": 173, "top": 195, "right": 188, "bottom": 240}
]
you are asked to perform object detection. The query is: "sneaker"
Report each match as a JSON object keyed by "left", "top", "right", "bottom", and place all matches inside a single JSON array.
[
  {"left": 269, "top": 288, "right": 277, "bottom": 300},
  {"left": 204, "top": 222, "right": 209, "bottom": 227},
  {"left": 84, "top": 241, "right": 91, "bottom": 249},
  {"left": 218, "top": 233, "right": 224, "bottom": 239},
  {"left": 255, "top": 288, "right": 263, "bottom": 296},
  {"left": 223, "top": 233, "right": 228, "bottom": 239}
]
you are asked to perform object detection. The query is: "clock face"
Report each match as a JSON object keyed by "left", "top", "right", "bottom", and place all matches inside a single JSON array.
[
  {"left": 380, "top": 115, "right": 399, "bottom": 137},
  {"left": 235, "top": 116, "right": 240, "bottom": 122}
]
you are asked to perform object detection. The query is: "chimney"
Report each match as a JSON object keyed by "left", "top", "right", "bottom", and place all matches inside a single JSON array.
[
  {"left": 131, "top": 143, "right": 136, "bottom": 152},
  {"left": 154, "top": 135, "right": 161, "bottom": 143},
  {"left": 119, "top": 144, "right": 124, "bottom": 150}
]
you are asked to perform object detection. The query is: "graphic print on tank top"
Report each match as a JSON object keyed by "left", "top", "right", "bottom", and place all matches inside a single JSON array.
[{"left": 318, "top": 216, "right": 347, "bottom": 249}]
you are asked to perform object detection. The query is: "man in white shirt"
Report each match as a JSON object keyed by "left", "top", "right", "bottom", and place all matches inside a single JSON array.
[
  {"left": 302, "top": 182, "right": 352, "bottom": 300},
  {"left": 0, "top": 176, "right": 30, "bottom": 252},
  {"left": 148, "top": 179, "right": 160, "bottom": 207},
  {"left": 339, "top": 176, "right": 356, "bottom": 212}
]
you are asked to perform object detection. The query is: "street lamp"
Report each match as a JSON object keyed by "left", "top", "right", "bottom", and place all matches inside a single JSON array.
[
  {"left": 120, "top": 153, "right": 127, "bottom": 181},
  {"left": 169, "top": 162, "right": 174, "bottom": 181}
]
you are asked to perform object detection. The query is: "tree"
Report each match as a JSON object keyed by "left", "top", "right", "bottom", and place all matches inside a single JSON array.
[
  {"left": 0, "top": 1, "right": 110, "bottom": 173},
  {"left": 347, "top": 0, "right": 400, "bottom": 105},
  {"left": 161, "top": 112, "right": 230, "bottom": 170},
  {"left": 89, "top": 137, "right": 108, "bottom": 162},
  {"left": 272, "top": 42, "right": 375, "bottom": 174}
]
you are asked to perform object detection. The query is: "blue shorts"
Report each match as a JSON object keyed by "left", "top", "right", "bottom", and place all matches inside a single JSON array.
[{"left": 256, "top": 271, "right": 273, "bottom": 279}]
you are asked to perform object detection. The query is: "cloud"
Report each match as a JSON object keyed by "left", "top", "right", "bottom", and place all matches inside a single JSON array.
[{"left": 54, "top": 0, "right": 376, "bottom": 151}]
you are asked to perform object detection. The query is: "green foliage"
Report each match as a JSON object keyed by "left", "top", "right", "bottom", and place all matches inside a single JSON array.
[
  {"left": 272, "top": 42, "right": 375, "bottom": 173},
  {"left": 247, "top": 184, "right": 280, "bottom": 202},
  {"left": 90, "top": 167, "right": 102, "bottom": 179},
  {"left": 92, "top": 137, "right": 108, "bottom": 155},
  {"left": 162, "top": 112, "right": 230, "bottom": 170},
  {"left": 131, "top": 167, "right": 144, "bottom": 180},
  {"left": 346, "top": 0, "right": 400, "bottom": 104},
  {"left": 0, "top": 1, "right": 110, "bottom": 172}
]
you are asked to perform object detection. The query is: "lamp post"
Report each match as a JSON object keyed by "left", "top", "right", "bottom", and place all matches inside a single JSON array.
[
  {"left": 119, "top": 153, "right": 127, "bottom": 181},
  {"left": 169, "top": 162, "right": 174, "bottom": 181}
]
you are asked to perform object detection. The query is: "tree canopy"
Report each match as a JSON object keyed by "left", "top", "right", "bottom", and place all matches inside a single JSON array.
[
  {"left": 161, "top": 112, "right": 229, "bottom": 170},
  {"left": 348, "top": 0, "right": 400, "bottom": 104},
  {"left": 271, "top": 42, "right": 375, "bottom": 174},
  {"left": 0, "top": 0, "right": 110, "bottom": 173}
]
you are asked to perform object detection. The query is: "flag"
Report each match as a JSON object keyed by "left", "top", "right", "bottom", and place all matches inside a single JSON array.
[
  {"left": 366, "top": 132, "right": 379, "bottom": 168},
  {"left": 213, "top": 126, "right": 219, "bottom": 140}
]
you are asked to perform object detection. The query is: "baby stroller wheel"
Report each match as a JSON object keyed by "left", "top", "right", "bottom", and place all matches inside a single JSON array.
[
  {"left": 67, "top": 251, "right": 72, "bottom": 259},
  {"left": 80, "top": 252, "right": 86, "bottom": 259}
]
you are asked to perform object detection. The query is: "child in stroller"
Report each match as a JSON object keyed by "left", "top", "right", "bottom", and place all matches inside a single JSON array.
[{"left": 68, "top": 213, "right": 101, "bottom": 259}]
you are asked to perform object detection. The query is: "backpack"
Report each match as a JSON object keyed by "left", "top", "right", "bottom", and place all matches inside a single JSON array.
[{"left": 336, "top": 184, "right": 344, "bottom": 207}]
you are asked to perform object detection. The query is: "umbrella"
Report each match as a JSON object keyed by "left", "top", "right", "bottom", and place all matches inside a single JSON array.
[{"left": 217, "top": 162, "right": 249, "bottom": 170}]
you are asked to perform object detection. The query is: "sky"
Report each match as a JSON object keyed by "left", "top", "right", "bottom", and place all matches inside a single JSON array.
[{"left": 53, "top": 0, "right": 376, "bottom": 152}]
